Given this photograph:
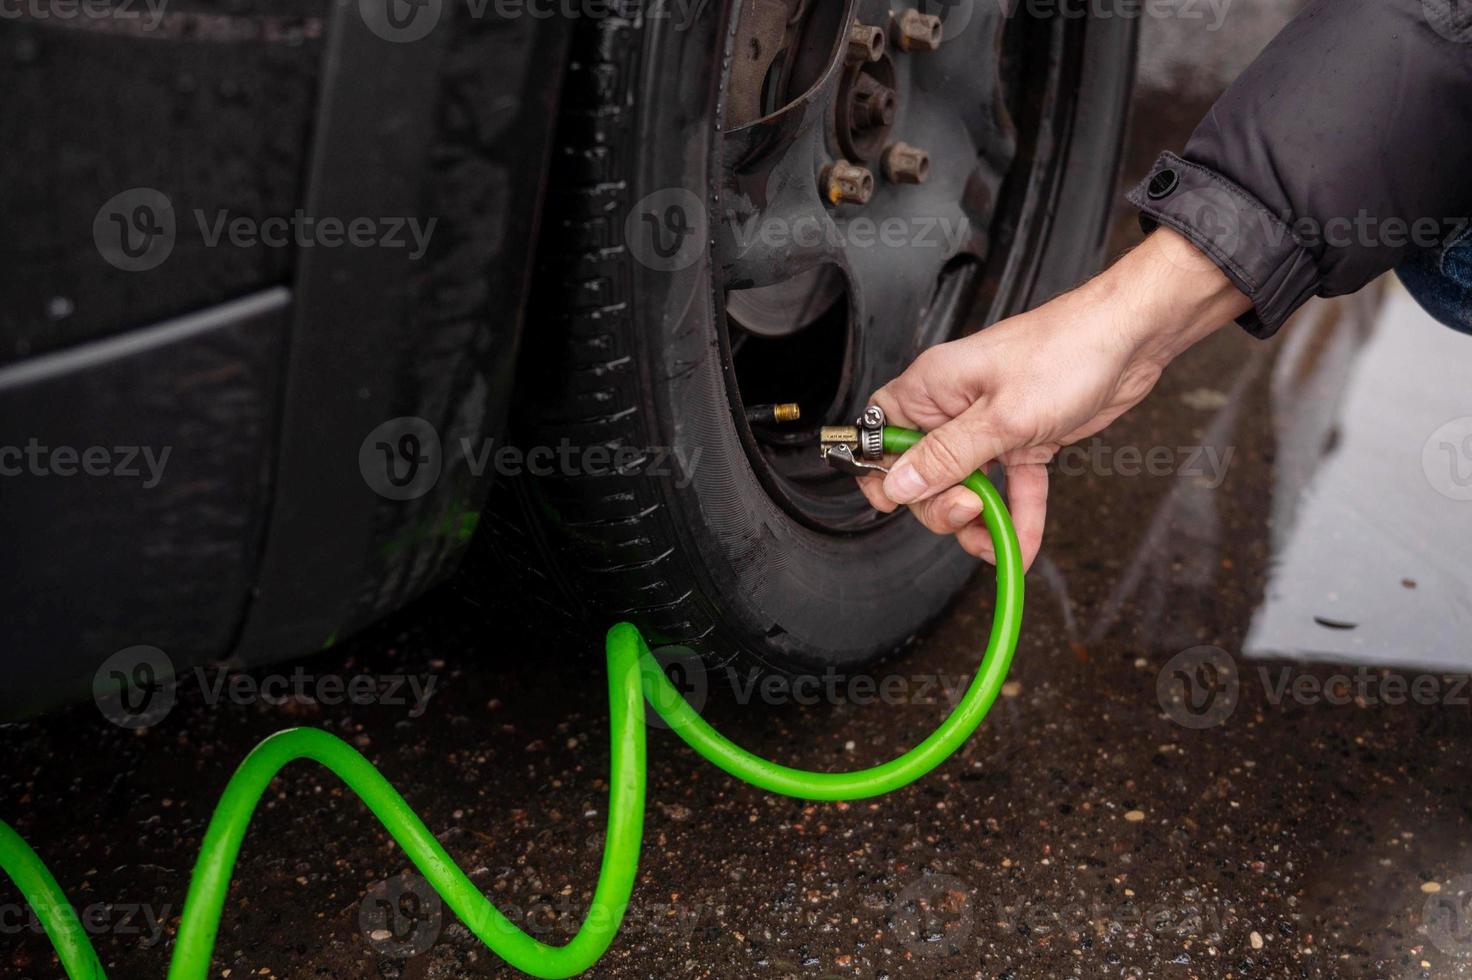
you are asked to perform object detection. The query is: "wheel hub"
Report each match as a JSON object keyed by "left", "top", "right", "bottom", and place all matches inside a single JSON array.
[{"left": 716, "top": 0, "right": 1047, "bottom": 530}]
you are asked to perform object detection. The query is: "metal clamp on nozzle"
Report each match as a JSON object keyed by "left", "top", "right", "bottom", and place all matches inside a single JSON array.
[{"left": 820, "top": 405, "right": 888, "bottom": 476}]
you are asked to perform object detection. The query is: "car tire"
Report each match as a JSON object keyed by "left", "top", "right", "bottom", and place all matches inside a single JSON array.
[{"left": 485, "top": 1, "right": 1137, "bottom": 674}]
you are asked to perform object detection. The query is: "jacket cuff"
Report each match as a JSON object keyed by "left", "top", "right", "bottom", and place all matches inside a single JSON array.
[{"left": 1126, "top": 152, "right": 1320, "bottom": 338}]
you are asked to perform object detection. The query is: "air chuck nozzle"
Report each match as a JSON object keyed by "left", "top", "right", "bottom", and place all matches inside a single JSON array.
[
  {"left": 820, "top": 425, "right": 861, "bottom": 451},
  {"left": 819, "top": 406, "right": 889, "bottom": 476}
]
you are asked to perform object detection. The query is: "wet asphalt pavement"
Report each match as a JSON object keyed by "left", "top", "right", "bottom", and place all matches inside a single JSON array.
[{"left": 8, "top": 4, "right": 1472, "bottom": 979}]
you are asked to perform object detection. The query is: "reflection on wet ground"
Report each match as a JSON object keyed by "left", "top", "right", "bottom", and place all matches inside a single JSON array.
[
  {"left": 1247, "top": 283, "right": 1472, "bottom": 669},
  {"left": 7, "top": 4, "right": 1472, "bottom": 979}
]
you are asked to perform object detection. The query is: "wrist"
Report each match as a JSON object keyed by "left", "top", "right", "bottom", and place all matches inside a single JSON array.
[{"left": 1095, "top": 227, "right": 1253, "bottom": 369}]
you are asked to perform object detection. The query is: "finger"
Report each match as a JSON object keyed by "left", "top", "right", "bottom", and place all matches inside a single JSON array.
[
  {"left": 856, "top": 472, "right": 899, "bottom": 513},
  {"left": 910, "top": 485, "right": 983, "bottom": 535},
  {"left": 855, "top": 389, "right": 917, "bottom": 507},
  {"left": 956, "top": 523, "right": 996, "bottom": 565},
  {"left": 881, "top": 409, "right": 1009, "bottom": 506},
  {"left": 1002, "top": 461, "right": 1049, "bottom": 572},
  {"left": 868, "top": 386, "right": 918, "bottom": 431}
]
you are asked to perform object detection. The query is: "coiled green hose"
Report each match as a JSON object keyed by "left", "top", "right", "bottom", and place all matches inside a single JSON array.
[{"left": 0, "top": 425, "right": 1023, "bottom": 979}]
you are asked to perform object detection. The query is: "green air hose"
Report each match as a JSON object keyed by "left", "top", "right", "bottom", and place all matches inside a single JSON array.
[{"left": 0, "top": 425, "right": 1023, "bottom": 980}]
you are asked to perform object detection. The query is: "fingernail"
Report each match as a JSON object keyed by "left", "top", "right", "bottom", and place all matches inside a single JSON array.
[
  {"left": 947, "top": 501, "right": 979, "bottom": 529},
  {"left": 947, "top": 500, "right": 983, "bottom": 529},
  {"left": 884, "top": 462, "right": 926, "bottom": 503}
]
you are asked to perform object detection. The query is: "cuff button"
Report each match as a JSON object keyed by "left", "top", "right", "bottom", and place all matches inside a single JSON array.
[{"left": 1147, "top": 168, "right": 1179, "bottom": 199}]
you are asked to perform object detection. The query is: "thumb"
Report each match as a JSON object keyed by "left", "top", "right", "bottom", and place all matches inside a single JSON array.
[{"left": 881, "top": 410, "right": 1010, "bottom": 505}]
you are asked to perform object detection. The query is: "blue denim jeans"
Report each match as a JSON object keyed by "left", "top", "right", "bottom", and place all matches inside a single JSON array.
[{"left": 1396, "top": 226, "right": 1472, "bottom": 334}]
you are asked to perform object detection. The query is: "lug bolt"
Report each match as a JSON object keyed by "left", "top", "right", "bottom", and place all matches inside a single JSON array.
[
  {"left": 847, "top": 22, "right": 886, "bottom": 63},
  {"left": 852, "top": 74, "right": 897, "bottom": 129},
  {"left": 821, "top": 161, "right": 875, "bottom": 205},
  {"left": 891, "top": 9, "right": 943, "bottom": 52},
  {"left": 882, "top": 142, "right": 931, "bottom": 184}
]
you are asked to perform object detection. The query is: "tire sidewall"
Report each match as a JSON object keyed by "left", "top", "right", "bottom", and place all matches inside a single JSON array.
[{"left": 622, "top": 6, "right": 1137, "bottom": 672}]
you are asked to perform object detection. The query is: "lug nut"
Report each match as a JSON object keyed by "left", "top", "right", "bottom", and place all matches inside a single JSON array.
[
  {"left": 882, "top": 142, "right": 931, "bottom": 184},
  {"left": 847, "top": 22, "right": 885, "bottom": 63},
  {"left": 821, "top": 161, "right": 875, "bottom": 205},
  {"left": 892, "top": 9, "right": 943, "bottom": 52}
]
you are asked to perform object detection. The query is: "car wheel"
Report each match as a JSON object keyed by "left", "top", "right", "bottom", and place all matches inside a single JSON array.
[{"left": 493, "top": 0, "right": 1137, "bottom": 673}]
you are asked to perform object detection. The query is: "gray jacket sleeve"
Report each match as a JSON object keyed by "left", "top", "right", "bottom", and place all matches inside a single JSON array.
[{"left": 1126, "top": 0, "right": 1472, "bottom": 337}]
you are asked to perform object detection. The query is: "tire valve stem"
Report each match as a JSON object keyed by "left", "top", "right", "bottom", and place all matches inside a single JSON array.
[{"left": 746, "top": 403, "right": 802, "bottom": 425}]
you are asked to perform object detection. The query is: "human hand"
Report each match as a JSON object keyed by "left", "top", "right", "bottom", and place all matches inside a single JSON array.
[{"left": 857, "top": 227, "right": 1251, "bottom": 569}]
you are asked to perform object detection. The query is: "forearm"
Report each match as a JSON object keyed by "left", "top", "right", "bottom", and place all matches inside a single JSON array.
[
  {"left": 1129, "top": 0, "right": 1472, "bottom": 336},
  {"left": 1081, "top": 227, "right": 1253, "bottom": 371}
]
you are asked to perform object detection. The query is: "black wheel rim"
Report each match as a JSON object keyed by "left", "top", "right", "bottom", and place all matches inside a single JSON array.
[{"left": 714, "top": 0, "right": 1084, "bottom": 533}]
